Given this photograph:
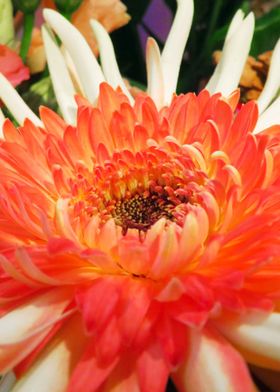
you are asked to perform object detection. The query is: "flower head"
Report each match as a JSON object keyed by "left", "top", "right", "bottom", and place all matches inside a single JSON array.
[
  {"left": 0, "top": 1, "right": 280, "bottom": 391},
  {"left": 0, "top": 45, "right": 29, "bottom": 87}
]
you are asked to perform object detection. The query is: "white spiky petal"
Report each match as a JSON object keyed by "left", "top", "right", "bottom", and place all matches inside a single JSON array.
[
  {"left": 43, "top": 8, "right": 105, "bottom": 103},
  {"left": 0, "top": 73, "right": 42, "bottom": 128},
  {"left": 161, "top": 0, "right": 194, "bottom": 104},
  {"left": 146, "top": 37, "right": 164, "bottom": 109},
  {"left": 42, "top": 25, "right": 77, "bottom": 125},
  {"left": 257, "top": 38, "right": 280, "bottom": 114},
  {"left": 206, "top": 11, "right": 255, "bottom": 96},
  {"left": 206, "top": 10, "right": 245, "bottom": 92},
  {"left": 90, "top": 19, "right": 134, "bottom": 104},
  {"left": 254, "top": 95, "right": 280, "bottom": 134}
]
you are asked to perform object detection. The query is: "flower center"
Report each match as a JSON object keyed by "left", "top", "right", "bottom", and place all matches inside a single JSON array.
[
  {"left": 70, "top": 148, "right": 205, "bottom": 237},
  {"left": 113, "top": 192, "right": 175, "bottom": 235}
]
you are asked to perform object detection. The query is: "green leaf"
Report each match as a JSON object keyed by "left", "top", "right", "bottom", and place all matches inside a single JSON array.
[
  {"left": 22, "top": 76, "right": 59, "bottom": 115},
  {"left": 204, "top": 5, "right": 280, "bottom": 58},
  {"left": 250, "top": 7, "right": 280, "bottom": 56}
]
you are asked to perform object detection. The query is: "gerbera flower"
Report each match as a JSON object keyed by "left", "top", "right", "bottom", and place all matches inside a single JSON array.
[{"left": 0, "top": 1, "right": 280, "bottom": 391}]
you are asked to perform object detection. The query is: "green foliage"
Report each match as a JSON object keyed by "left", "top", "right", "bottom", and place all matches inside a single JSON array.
[
  {"left": 251, "top": 7, "right": 280, "bottom": 55},
  {"left": 108, "top": 1, "right": 152, "bottom": 85},
  {"left": 54, "top": 0, "right": 83, "bottom": 15},
  {"left": 205, "top": 4, "right": 280, "bottom": 56},
  {"left": 21, "top": 76, "right": 59, "bottom": 115},
  {"left": 12, "top": 0, "right": 40, "bottom": 13}
]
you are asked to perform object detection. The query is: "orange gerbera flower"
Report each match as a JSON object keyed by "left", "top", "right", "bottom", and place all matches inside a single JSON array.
[
  {"left": 0, "top": 83, "right": 280, "bottom": 391},
  {"left": 0, "top": 2, "right": 280, "bottom": 392}
]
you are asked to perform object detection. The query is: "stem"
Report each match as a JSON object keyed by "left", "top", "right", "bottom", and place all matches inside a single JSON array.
[{"left": 20, "top": 12, "right": 35, "bottom": 63}]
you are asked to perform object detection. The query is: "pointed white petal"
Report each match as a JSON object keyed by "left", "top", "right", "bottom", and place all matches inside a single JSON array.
[
  {"left": 90, "top": 19, "right": 134, "bottom": 104},
  {"left": 43, "top": 9, "right": 105, "bottom": 103},
  {"left": 217, "top": 312, "right": 280, "bottom": 369},
  {"left": 224, "top": 9, "right": 245, "bottom": 41},
  {"left": 0, "top": 74, "right": 42, "bottom": 127},
  {"left": 254, "top": 95, "right": 280, "bottom": 133},
  {"left": 206, "top": 9, "right": 244, "bottom": 92},
  {"left": 61, "top": 47, "right": 85, "bottom": 96},
  {"left": 257, "top": 38, "right": 280, "bottom": 113},
  {"left": 146, "top": 38, "right": 164, "bottom": 109},
  {"left": 161, "top": 0, "right": 194, "bottom": 104},
  {"left": 42, "top": 26, "right": 77, "bottom": 125},
  {"left": 206, "top": 12, "right": 255, "bottom": 96}
]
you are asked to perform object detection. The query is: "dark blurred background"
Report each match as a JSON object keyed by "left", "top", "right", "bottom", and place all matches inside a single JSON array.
[{"left": 111, "top": 0, "right": 280, "bottom": 93}]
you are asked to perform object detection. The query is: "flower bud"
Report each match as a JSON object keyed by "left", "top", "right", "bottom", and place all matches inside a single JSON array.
[
  {"left": 0, "top": 0, "right": 14, "bottom": 46},
  {"left": 12, "top": 0, "right": 40, "bottom": 13},
  {"left": 54, "top": 0, "right": 83, "bottom": 14}
]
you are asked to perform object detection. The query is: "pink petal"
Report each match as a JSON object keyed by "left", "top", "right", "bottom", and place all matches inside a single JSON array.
[{"left": 137, "top": 343, "right": 169, "bottom": 392}]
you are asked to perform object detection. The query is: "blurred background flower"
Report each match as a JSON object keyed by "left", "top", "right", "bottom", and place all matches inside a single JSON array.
[
  {"left": 0, "top": 0, "right": 30, "bottom": 87},
  {"left": 0, "top": 44, "right": 29, "bottom": 86},
  {"left": 42, "top": 0, "right": 130, "bottom": 53}
]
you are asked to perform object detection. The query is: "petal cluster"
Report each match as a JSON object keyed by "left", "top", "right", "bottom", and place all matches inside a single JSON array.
[{"left": 1, "top": 83, "right": 280, "bottom": 391}]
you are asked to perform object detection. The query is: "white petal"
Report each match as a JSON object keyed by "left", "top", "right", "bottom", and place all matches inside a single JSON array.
[
  {"left": 0, "top": 289, "right": 70, "bottom": 345},
  {"left": 12, "top": 316, "right": 87, "bottom": 392},
  {"left": 146, "top": 38, "right": 164, "bottom": 109},
  {"left": 61, "top": 47, "right": 85, "bottom": 96},
  {"left": 42, "top": 26, "right": 77, "bottom": 125},
  {"left": 43, "top": 9, "right": 104, "bottom": 103},
  {"left": 90, "top": 19, "right": 134, "bottom": 104},
  {"left": 0, "top": 289, "right": 72, "bottom": 373},
  {"left": 206, "top": 12, "right": 255, "bottom": 96},
  {"left": 216, "top": 312, "right": 280, "bottom": 369},
  {"left": 0, "top": 74, "right": 42, "bottom": 127},
  {"left": 224, "top": 9, "right": 245, "bottom": 41},
  {"left": 257, "top": 38, "right": 280, "bottom": 113},
  {"left": 254, "top": 95, "right": 280, "bottom": 134},
  {"left": 161, "top": 0, "right": 194, "bottom": 104},
  {"left": 206, "top": 10, "right": 244, "bottom": 92}
]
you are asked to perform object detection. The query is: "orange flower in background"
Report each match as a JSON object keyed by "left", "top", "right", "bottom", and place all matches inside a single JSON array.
[
  {"left": 213, "top": 50, "right": 273, "bottom": 102},
  {"left": 43, "top": 0, "right": 130, "bottom": 53},
  {"left": 0, "top": 83, "right": 280, "bottom": 391},
  {"left": 26, "top": 28, "right": 46, "bottom": 74},
  {"left": 0, "top": 44, "right": 29, "bottom": 87}
]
